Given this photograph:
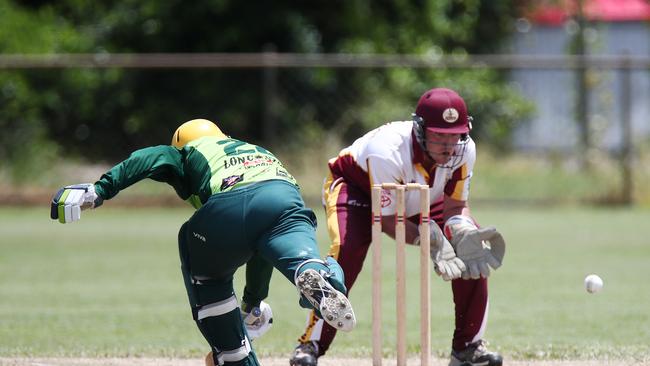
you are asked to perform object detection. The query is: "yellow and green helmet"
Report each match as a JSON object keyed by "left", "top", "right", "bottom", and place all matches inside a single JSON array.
[{"left": 171, "top": 119, "right": 227, "bottom": 148}]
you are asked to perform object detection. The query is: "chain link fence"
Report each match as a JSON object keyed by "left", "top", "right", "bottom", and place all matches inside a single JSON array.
[{"left": 1, "top": 53, "right": 649, "bottom": 205}]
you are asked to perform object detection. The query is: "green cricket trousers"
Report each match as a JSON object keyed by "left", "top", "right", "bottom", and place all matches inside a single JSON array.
[{"left": 178, "top": 179, "right": 323, "bottom": 365}]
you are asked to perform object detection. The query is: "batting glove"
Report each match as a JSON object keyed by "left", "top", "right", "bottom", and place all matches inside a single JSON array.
[
  {"left": 240, "top": 301, "right": 273, "bottom": 340},
  {"left": 429, "top": 224, "right": 466, "bottom": 281},
  {"left": 50, "top": 183, "right": 103, "bottom": 224},
  {"left": 444, "top": 215, "right": 506, "bottom": 279}
]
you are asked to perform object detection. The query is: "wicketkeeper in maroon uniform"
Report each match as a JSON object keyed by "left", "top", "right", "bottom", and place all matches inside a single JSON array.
[{"left": 289, "top": 88, "right": 506, "bottom": 366}]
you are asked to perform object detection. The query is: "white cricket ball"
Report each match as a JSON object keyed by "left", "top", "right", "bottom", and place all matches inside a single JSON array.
[{"left": 584, "top": 274, "right": 604, "bottom": 294}]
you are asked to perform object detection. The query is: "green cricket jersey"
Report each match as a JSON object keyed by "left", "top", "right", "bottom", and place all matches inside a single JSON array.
[{"left": 94, "top": 136, "right": 297, "bottom": 208}]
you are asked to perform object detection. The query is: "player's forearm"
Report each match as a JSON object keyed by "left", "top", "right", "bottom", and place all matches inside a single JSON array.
[
  {"left": 95, "top": 145, "right": 183, "bottom": 200},
  {"left": 442, "top": 196, "right": 471, "bottom": 222},
  {"left": 381, "top": 215, "right": 420, "bottom": 244}
]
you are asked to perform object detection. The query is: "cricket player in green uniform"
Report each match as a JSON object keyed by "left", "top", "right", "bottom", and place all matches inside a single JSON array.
[{"left": 50, "top": 119, "right": 356, "bottom": 366}]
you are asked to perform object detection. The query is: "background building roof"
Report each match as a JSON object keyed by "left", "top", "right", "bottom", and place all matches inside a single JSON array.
[{"left": 526, "top": 0, "right": 650, "bottom": 25}]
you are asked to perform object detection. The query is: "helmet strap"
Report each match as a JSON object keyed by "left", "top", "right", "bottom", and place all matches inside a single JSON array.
[{"left": 412, "top": 113, "right": 427, "bottom": 151}]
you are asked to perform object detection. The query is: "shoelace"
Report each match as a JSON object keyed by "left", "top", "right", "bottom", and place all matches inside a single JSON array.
[
  {"left": 472, "top": 340, "right": 489, "bottom": 356},
  {"left": 309, "top": 271, "right": 336, "bottom": 303}
]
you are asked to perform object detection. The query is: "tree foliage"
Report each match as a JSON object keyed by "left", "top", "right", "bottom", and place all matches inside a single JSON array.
[{"left": 0, "top": 0, "right": 532, "bottom": 180}]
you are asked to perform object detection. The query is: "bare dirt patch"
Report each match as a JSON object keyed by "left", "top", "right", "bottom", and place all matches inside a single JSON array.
[{"left": 1, "top": 358, "right": 647, "bottom": 366}]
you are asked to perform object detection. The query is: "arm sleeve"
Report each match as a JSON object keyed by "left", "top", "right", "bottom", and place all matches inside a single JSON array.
[
  {"left": 94, "top": 145, "right": 185, "bottom": 200},
  {"left": 242, "top": 252, "right": 274, "bottom": 308}
]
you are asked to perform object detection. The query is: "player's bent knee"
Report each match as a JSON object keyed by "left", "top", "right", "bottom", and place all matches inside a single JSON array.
[{"left": 196, "top": 295, "right": 239, "bottom": 320}]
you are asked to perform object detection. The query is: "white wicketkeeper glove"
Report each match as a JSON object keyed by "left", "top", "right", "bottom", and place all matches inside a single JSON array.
[
  {"left": 426, "top": 224, "right": 466, "bottom": 281},
  {"left": 50, "top": 183, "right": 103, "bottom": 224},
  {"left": 240, "top": 301, "right": 273, "bottom": 340},
  {"left": 444, "top": 215, "right": 506, "bottom": 279}
]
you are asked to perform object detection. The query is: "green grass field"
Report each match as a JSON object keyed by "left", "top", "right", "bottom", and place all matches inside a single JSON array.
[{"left": 1, "top": 205, "right": 649, "bottom": 362}]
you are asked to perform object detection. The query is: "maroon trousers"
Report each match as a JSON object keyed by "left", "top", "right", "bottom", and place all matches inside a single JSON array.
[{"left": 298, "top": 178, "right": 489, "bottom": 354}]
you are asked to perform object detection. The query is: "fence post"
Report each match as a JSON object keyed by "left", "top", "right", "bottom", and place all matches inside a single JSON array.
[
  {"left": 620, "top": 51, "right": 633, "bottom": 205},
  {"left": 574, "top": 0, "right": 591, "bottom": 170},
  {"left": 262, "top": 44, "right": 279, "bottom": 146}
]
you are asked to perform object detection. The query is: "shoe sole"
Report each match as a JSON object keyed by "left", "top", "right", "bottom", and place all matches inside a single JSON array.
[
  {"left": 449, "top": 354, "right": 502, "bottom": 366},
  {"left": 449, "top": 359, "right": 490, "bottom": 366},
  {"left": 289, "top": 355, "right": 318, "bottom": 366},
  {"left": 295, "top": 269, "right": 356, "bottom": 331}
]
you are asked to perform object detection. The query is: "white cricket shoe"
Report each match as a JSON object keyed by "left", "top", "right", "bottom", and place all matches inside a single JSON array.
[{"left": 295, "top": 269, "right": 356, "bottom": 331}]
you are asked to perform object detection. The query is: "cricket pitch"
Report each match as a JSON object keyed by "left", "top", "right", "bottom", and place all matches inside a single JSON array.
[{"left": 1, "top": 357, "right": 648, "bottom": 366}]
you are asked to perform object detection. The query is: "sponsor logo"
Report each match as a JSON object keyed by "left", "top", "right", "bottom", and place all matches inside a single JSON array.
[
  {"left": 243, "top": 156, "right": 274, "bottom": 168},
  {"left": 380, "top": 192, "right": 391, "bottom": 208},
  {"left": 224, "top": 154, "right": 279, "bottom": 169},
  {"left": 276, "top": 167, "right": 289, "bottom": 178},
  {"left": 220, "top": 174, "right": 244, "bottom": 190},
  {"left": 193, "top": 232, "right": 206, "bottom": 242},
  {"left": 442, "top": 108, "right": 459, "bottom": 123}
]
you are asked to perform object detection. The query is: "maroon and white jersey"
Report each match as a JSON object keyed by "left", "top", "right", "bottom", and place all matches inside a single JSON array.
[{"left": 327, "top": 121, "right": 476, "bottom": 217}]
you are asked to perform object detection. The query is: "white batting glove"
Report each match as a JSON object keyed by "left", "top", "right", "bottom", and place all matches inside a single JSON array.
[
  {"left": 50, "top": 183, "right": 103, "bottom": 224},
  {"left": 444, "top": 215, "right": 506, "bottom": 279},
  {"left": 428, "top": 224, "right": 466, "bottom": 281},
  {"left": 241, "top": 301, "right": 273, "bottom": 340}
]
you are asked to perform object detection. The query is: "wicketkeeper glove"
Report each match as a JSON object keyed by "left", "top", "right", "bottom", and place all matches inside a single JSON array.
[
  {"left": 240, "top": 300, "right": 273, "bottom": 340},
  {"left": 428, "top": 224, "right": 466, "bottom": 281},
  {"left": 50, "top": 183, "right": 103, "bottom": 224},
  {"left": 443, "top": 215, "right": 506, "bottom": 279}
]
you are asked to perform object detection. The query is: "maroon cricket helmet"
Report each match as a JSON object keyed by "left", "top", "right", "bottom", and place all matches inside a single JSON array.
[{"left": 414, "top": 88, "right": 470, "bottom": 134}]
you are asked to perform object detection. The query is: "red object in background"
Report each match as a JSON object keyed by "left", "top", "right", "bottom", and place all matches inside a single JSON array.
[{"left": 525, "top": 0, "right": 650, "bottom": 25}]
